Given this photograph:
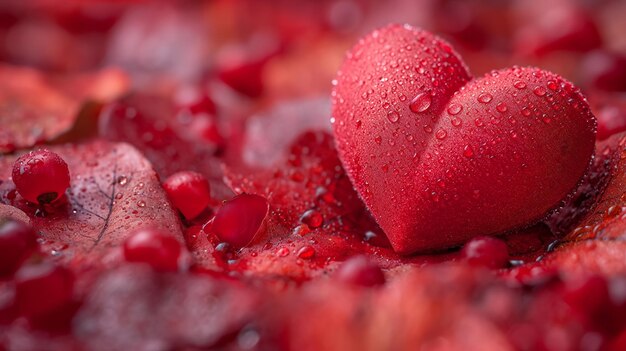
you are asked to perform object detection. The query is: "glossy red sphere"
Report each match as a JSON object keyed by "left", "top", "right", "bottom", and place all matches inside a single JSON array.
[
  {"left": 211, "top": 194, "right": 269, "bottom": 248},
  {"left": 123, "top": 228, "right": 184, "bottom": 272},
  {"left": 12, "top": 149, "right": 71, "bottom": 204},
  {"left": 462, "top": 236, "right": 510, "bottom": 269},
  {"left": 334, "top": 256, "right": 386, "bottom": 287},
  {"left": 163, "top": 171, "right": 211, "bottom": 220}
]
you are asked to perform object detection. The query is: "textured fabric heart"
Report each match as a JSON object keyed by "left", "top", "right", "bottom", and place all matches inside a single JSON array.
[{"left": 331, "top": 24, "right": 596, "bottom": 254}]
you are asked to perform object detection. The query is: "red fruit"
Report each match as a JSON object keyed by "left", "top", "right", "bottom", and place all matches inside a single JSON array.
[
  {"left": 462, "top": 236, "right": 509, "bottom": 269},
  {"left": 123, "top": 228, "right": 184, "bottom": 272},
  {"left": 332, "top": 25, "right": 596, "bottom": 253},
  {"left": 0, "top": 219, "right": 38, "bottom": 276},
  {"left": 163, "top": 171, "right": 211, "bottom": 220},
  {"left": 12, "top": 149, "right": 70, "bottom": 204},
  {"left": 210, "top": 194, "right": 269, "bottom": 248},
  {"left": 334, "top": 256, "right": 385, "bottom": 287},
  {"left": 15, "top": 263, "right": 74, "bottom": 319}
]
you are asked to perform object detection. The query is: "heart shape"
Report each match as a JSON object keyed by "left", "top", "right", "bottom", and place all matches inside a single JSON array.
[{"left": 331, "top": 24, "right": 596, "bottom": 254}]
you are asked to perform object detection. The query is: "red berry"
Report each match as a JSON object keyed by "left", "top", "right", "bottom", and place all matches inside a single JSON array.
[
  {"left": 334, "top": 256, "right": 385, "bottom": 287},
  {"left": 211, "top": 194, "right": 269, "bottom": 248},
  {"left": 0, "top": 219, "right": 38, "bottom": 277},
  {"left": 12, "top": 149, "right": 70, "bottom": 204},
  {"left": 163, "top": 171, "right": 211, "bottom": 220},
  {"left": 15, "top": 263, "right": 74, "bottom": 319},
  {"left": 462, "top": 236, "right": 509, "bottom": 269},
  {"left": 123, "top": 228, "right": 184, "bottom": 272}
]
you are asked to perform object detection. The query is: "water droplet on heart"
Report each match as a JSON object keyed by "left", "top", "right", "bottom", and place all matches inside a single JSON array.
[
  {"left": 355, "top": 120, "right": 362, "bottom": 129},
  {"left": 430, "top": 192, "right": 440, "bottom": 202},
  {"left": 496, "top": 102, "right": 508, "bottom": 113},
  {"left": 533, "top": 86, "right": 547, "bottom": 96},
  {"left": 382, "top": 102, "right": 390, "bottom": 109},
  {"left": 547, "top": 80, "right": 558, "bottom": 91},
  {"left": 398, "top": 94, "right": 407, "bottom": 102},
  {"left": 409, "top": 92, "right": 432, "bottom": 113},
  {"left": 424, "top": 126, "right": 433, "bottom": 133},
  {"left": 374, "top": 136, "right": 382, "bottom": 144},
  {"left": 435, "top": 129, "right": 447, "bottom": 140},
  {"left": 451, "top": 117, "right": 462, "bottom": 127},
  {"left": 477, "top": 93, "right": 493, "bottom": 103},
  {"left": 521, "top": 108, "right": 531, "bottom": 116},
  {"left": 387, "top": 110, "right": 400, "bottom": 123},
  {"left": 463, "top": 145, "right": 474, "bottom": 158},
  {"left": 474, "top": 118, "right": 484, "bottom": 127},
  {"left": 514, "top": 81, "right": 526, "bottom": 89},
  {"left": 542, "top": 115, "right": 552, "bottom": 124},
  {"left": 137, "top": 200, "right": 146, "bottom": 208},
  {"left": 447, "top": 103, "right": 463, "bottom": 115}
]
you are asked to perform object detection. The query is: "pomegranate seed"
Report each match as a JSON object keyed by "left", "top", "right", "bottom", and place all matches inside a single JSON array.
[
  {"left": 123, "top": 228, "right": 184, "bottom": 272},
  {"left": 0, "top": 219, "right": 38, "bottom": 277},
  {"left": 211, "top": 194, "right": 269, "bottom": 248},
  {"left": 12, "top": 149, "right": 70, "bottom": 204},
  {"left": 335, "top": 256, "right": 385, "bottom": 287},
  {"left": 461, "top": 236, "right": 509, "bottom": 269},
  {"left": 163, "top": 171, "right": 212, "bottom": 220},
  {"left": 15, "top": 263, "right": 74, "bottom": 319}
]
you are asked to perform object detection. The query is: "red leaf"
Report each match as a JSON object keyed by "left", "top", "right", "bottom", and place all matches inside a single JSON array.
[
  {"left": 74, "top": 265, "right": 261, "bottom": 350},
  {"left": 0, "top": 140, "right": 183, "bottom": 270},
  {"left": 0, "top": 65, "right": 129, "bottom": 154}
]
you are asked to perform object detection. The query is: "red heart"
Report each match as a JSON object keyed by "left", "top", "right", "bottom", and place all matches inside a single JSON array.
[{"left": 331, "top": 24, "right": 596, "bottom": 254}]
